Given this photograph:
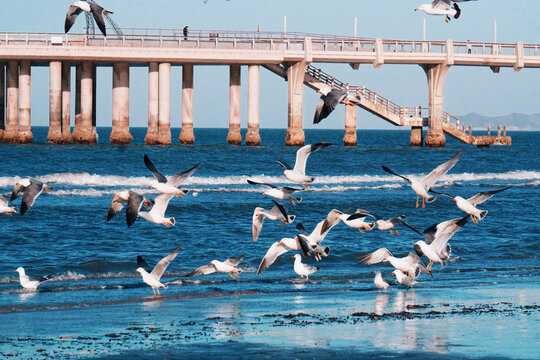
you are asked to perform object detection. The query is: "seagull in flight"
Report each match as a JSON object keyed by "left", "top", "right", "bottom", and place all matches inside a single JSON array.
[
  {"left": 10, "top": 178, "right": 51, "bottom": 216},
  {"left": 135, "top": 244, "right": 181, "bottom": 296},
  {"left": 106, "top": 190, "right": 154, "bottom": 227},
  {"left": 144, "top": 154, "right": 200, "bottom": 198},
  {"left": 360, "top": 248, "right": 431, "bottom": 281},
  {"left": 185, "top": 255, "right": 245, "bottom": 280},
  {"left": 277, "top": 142, "right": 332, "bottom": 187},
  {"left": 65, "top": 1, "right": 113, "bottom": 36},
  {"left": 382, "top": 150, "right": 462, "bottom": 208},
  {"left": 313, "top": 87, "right": 359, "bottom": 124},
  {"left": 247, "top": 179, "right": 303, "bottom": 205},
  {"left": 14, "top": 267, "right": 53, "bottom": 290},
  {"left": 252, "top": 200, "right": 295, "bottom": 242},
  {"left": 415, "top": 0, "right": 477, "bottom": 23}
]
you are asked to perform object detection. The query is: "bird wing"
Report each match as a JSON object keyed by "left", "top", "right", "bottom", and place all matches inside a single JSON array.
[
  {"left": 90, "top": 3, "right": 107, "bottom": 36},
  {"left": 432, "top": 0, "right": 452, "bottom": 9},
  {"left": 225, "top": 255, "right": 245, "bottom": 267},
  {"left": 20, "top": 180, "right": 44, "bottom": 216},
  {"left": 276, "top": 160, "right": 293, "bottom": 171},
  {"left": 313, "top": 89, "right": 347, "bottom": 124},
  {"left": 252, "top": 207, "right": 265, "bottom": 242},
  {"left": 292, "top": 142, "right": 332, "bottom": 174},
  {"left": 126, "top": 191, "right": 144, "bottom": 227},
  {"left": 347, "top": 209, "right": 375, "bottom": 221},
  {"left": 297, "top": 234, "right": 314, "bottom": 257},
  {"left": 394, "top": 217, "right": 423, "bottom": 235},
  {"left": 10, "top": 183, "right": 27, "bottom": 202},
  {"left": 421, "top": 150, "right": 462, "bottom": 189},
  {"left": 64, "top": 4, "right": 83, "bottom": 33},
  {"left": 149, "top": 194, "right": 174, "bottom": 218},
  {"left": 359, "top": 248, "right": 392, "bottom": 264},
  {"left": 257, "top": 239, "right": 294, "bottom": 275},
  {"left": 296, "top": 222, "right": 309, "bottom": 236},
  {"left": 282, "top": 186, "right": 303, "bottom": 193},
  {"left": 247, "top": 179, "right": 277, "bottom": 188},
  {"left": 150, "top": 244, "right": 182, "bottom": 280},
  {"left": 320, "top": 209, "right": 343, "bottom": 235},
  {"left": 270, "top": 200, "right": 289, "bottom": 221},
  {"left": 168, "top": 163, "right": 200, "bottom": 186},
  {"left": 137, "top": 255, "right": 153, "bottom": 273},
  {"left": 0, "top": 195, "right": 9, "bottom": 207},
  {"left": 427, "top": 216, "right": 470, "bottom": 252},
  {"left": 107, "top": 196, "right": 126, "bottom": 222},
  {"left": 185, "top": 264, "right": 217, "bottom": 277},
  {"left": 381, "top": 165, "right": 411, "bottom": 183},
  {"left": 467, "top": 186, "right": 512, "bottom": 206},
  {"left": 144, "top": 154, "right": 168, "bottom": 183}
]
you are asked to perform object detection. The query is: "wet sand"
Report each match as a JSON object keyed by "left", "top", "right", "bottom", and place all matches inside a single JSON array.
[{"left": 1, "top": 282, "right": 538, "bottom": 359}]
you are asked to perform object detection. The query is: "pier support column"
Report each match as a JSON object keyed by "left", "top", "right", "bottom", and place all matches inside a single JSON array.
[
  {"left": 74, "top": 64, "right": 81, "bottom": 137},
  {"left": 245, "top": 64, "right": 261, "bottom": 146},
  {"left": 285, "top": 61, "right": 308, "bottom": 146},
  {"left": 157, "top": 62, "right": 171, "bottom": 145},
  {"left": 145, "top": 62, "right": 159, "bottom": 144},
  {"left": 72, "top": 62, "right": 96, "bottom": 144},
  {"left": 61, "top": 62, "right": 72, "bottom": 143},
  {"left": 18, "top": 60, "right": 32, "bottom": 143},
  {"left": 343, "top": 103, "right": 357, "bottom": 146},
  {"left": 227, "top": 65, "right": 242, "bottom": 145},
  {"left": 0, "top": 63, "right": 4, "bottom": 141},
  {"left": 4, "top": 61, "right": 18, "bottom": 143},
  {"left": 180, "top": 64, "right": 195, "bottom": 145},
  {"left": 110, "top": 63, "right": 132, "bottom": 144},
  {"left": 48, "top": 61, "right": 63, "bottom": 143},
  {"left": 410, "top": 126, "right": 423, "bottom": 146},
  {"left": 422, "top": 64, "right": 449, "bottom": 148}
]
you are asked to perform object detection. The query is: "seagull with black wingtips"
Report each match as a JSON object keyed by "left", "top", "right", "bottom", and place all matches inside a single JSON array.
[
  {"left": 144, "top": 154, "right": 200, "bottom": 198},
  {"left": 313, "top": 86, "right": 360, "bottom": 125},
  {"left": 252, "top": 200, "right": 295, "bottom": 242},
  {"left": 277, "top": 142, "right": 332, "bottom": 187},
  {"left": 65, "top": 1, "right": 113, "bottom": 36},
  {"left": 415, "top": 0, "right": 478, "bottom": 23},
  {"left": 360, "top": 248, "right": 432, "bottom": 281},
  {"left": 10, "top": 178, "right": 51, "bottom": 216},
  {"left": 185, "top": 255, "right": 245, "bottom": 280},
  {"left": 135, "top": 243, "right": 182, "bottom": 296},
  {"left": 247, "top": 179, "right": 303, "bottom": 205}
]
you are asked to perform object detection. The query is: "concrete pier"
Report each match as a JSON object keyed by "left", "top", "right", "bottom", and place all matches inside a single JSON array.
[
  {"left": 227, "top": 65, "right": 242, "bottom": 145},
  {"left": 180, "top": 64, "right": 195, "bottom": 144},
  {"left": 72, "top": 62, "right": 96, "bottom": 143},
  {"left": 285, "top": 61, "right": 308, "bottom": 146},
  {"left": 61, "top": 62, "right": 72, "bottom": 143},
  {"left": 343, "top": 103, "right": 357, "bottom": 146},
  {"left": 0, "top": 63, "right": 4, "bottom": 140},
  {"left": 74, "top": 64, "right": 81, "bottom": 136},
  {"left": 18, "top": 60, "right": 32, "bottom": 143},
  {"left": 157, "top": 62, "right": 171, "bottom": 144},
  {"left": 245, "top": 64, "right": 261, "bottom": 146},
  {"left": 410, "top": 126, "right": 423, "bottom": 146},
  {"left": 110, "top": 63, "right": 132, "bottom": 144},
  {"left": 47, "top": 61, "right": 63, "bottom": 143},
  {"left": 4, "top": 61, "right": 18, "bottom": 143},
  {"left": 145, "top": 62, "right": 159, "bottom": 144},
  {"left": 422, "top": 64, "right": 450, "bottom": 147}
]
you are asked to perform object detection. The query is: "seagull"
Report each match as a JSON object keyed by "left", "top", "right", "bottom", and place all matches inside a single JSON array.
[
  {"left": 392, "top": 269, "right": 419, "bottom": 289},
  {"left": 10, "top": 178, "right": 51, "bottom": 216},
  {"left": 106, "top": 190, "right": 154, "bottom": 227},
  {"left": 360, "top": 248, "right": 431, "bottom": 280},
  {"left": 414, "top": 216, "right": 469, "bottom": 271},
  {"left": 257, "top": 236, "right": 311, "bottom": 275},
  {"left": 185, "top": 255, "right": 245, "bottom": 280},
  {"left": 415, "top": 0, "right": 477, "bottom": 23},
  {"left": 298, "top": 209, "right": 343, "bottom": 260},
  {"left": 252, "top": 200, "right": 295, "bottom": 242},
  {"left": 14, "top": 267, "right": 53, "bottom": 290},
  {"left": 277, "top": 142, "right": 332, "bottom": 187},
  {"left": 313, "top": 87, "right": 359, "bottom": 124},
  {"left": 331, "top": 209, "right": 376, "bottom": 233},
  {"left": 373, "top": 270, "right": 390, "bottom": 293},
  {"left": 382, "top": 150, "right": 462, "bottom": 208},
  {"left": 429, "top": 186, "right": 512, "bottom": 224},
  {"left": 135, "top": 244, "right": 181, "bottom": 296},
  {"left": 65, "top": 1, "right": 113, "bottom": 36},
  {"left": 0, "top": 195, "right": 17, "bottom": 216},
  {"left": 137, "top": 194, "right": 176, "bottom": 227},
  {"left": 144, "top": 154, "right": 200, "bottom": 198},
  {"left": 293, "top": 254, "right": 319, "bottom": 279},
  {"left": 372, "top": 215, "right": 421, "bottom": 236},
  {"left": 247, "top": 179, "right": 303, "bottom": 205}
]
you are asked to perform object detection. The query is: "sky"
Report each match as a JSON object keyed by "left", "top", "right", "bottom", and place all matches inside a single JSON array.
[{"left": 1, "top": 0, "right": 539, "bottom": 129}]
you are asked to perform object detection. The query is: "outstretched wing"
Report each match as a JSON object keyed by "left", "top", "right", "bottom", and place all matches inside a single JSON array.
[
  {"left": 276, "top": 160, "right": 293, "bottom": 171},
  {"left": 168, "top": 163, "right": 200, "bottom": 186},
  {"left": 225, "top": 255, "right": 245, "bottom": 267},
  {"left": 292, "top": 142, "right": 332, "bottom": 174},
  {"left": 107, "top": 196, "right": 126, "bottom": 222},
  {"left": 149, "top": 194, "right": 174, "bottom": 218},
  {"left": 421, "top": 150, "right": 462, "bottom": 189},
  {"left": 395, "top": 217, "right": 423, "bottom": 236},
  {"left": 247, "top": 179, "right": 277, "bottom": 188},
  {"left": 64, "top": 4, "right": 83, "bottom": 33},
  {"left": 359, "top": 248, "right": 392, "bottom": 264},
  {"left": 20, "top": 180, "right": 44, "bottom": 216},
  {"left": 90, "top": 3, "right": 107, "bottom": 36},
  {"left": 252, "top": 207, "right": 265, "bottom": 242},
  {"left": 185, "top": 264, "right": 217, "bottom": 277},
  {"left": 381, "top": 165, "right": 411, "bottom": 183},
  {"left": 136, "top": 256, "right": 153, "bottom": 273},
  {"left": 425, "top": 216, "right": 470, "bottom": 251},
  {"left": 257, "top": 239, "right": 296, "bottom": 275},
  {"left": 467, "top": 186, "right": 512, "bottom": 206},
  {"left": 126, "top": 191, "right": 144, "bottom": 227},
  {"left": 150, "top": 244, "right": 182, "bottom": 280},
  {"left": 313, "top": 89, "right": 347, "bottom": 124},
  {"left": 144, "top": 154, "right": 168, "bottom": 183}
]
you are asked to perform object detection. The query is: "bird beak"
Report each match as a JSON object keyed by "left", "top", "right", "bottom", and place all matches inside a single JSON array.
[
  {"left": 44, "top": 186, "right": 52, "bottom": 191},
  {"left": 13, "top": 270, "right": 17, "bottom": 272},
  {"left": 413, "top": 242, "right": 418, "bottom": 246},
  {"left": 149, "top": 186, "right": 153, "bottom": 189},
  {"left": 414, "top": 8, "right": 419, "bottom": 11}
]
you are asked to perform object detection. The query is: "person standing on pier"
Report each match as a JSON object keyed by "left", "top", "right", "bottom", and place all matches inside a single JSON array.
[{"left": 183, "top": 26, "right": 189, "bottom": 40}]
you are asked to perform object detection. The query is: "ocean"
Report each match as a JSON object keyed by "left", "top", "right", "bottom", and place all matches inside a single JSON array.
[{"left": 0, "top": 127, "right": 538, "bottom": 359}]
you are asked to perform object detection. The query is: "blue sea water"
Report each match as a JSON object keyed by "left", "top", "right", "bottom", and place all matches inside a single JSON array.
[{"left": 0, "top": 127, "right": 538, "bottom": 358}]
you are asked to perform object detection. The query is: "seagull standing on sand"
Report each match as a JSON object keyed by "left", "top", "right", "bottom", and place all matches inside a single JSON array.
[
  {"left": 144, "top": 154, "right": 200, "bottom": 198},
  {"left": 360, "top": 248, "right": 431, "bottom": 280},
  {"left": 0, "top": 195, "right": 17, "bottom": 216},
  {"left": 185, "top": 255, "right": 245, "bottom": 280},
  {"left": 65, "top": 1, "right": 113, "bottom": 36},
  {"left": 252, "top": 200, "right": 295, "bottom": 242},
  {"left": 247, "top": 179, "right": 303, "bottom": 205},
  {"left": 415, "top": 0, "right": 477, "bottom": 23},
  {"left": 293, "top": 254, "right": 319, "bottom": 279},
  {"left": 10, "top": 178, "right": 51, "bottom": 216},
  {"left": 313, "top": 87, "right": 359, "bottom": 124},
  {"left": 392, "top": 269, "right": 419, "bottom": 289},
  {"left": 382, "top": 150, "right": 462, "bottom": 208},
  {"left": 373, "top": 271, "right": 390, "bottom": 293},
  {"left": 277, "top": 142, "right": 332, "bottom": 187},
  {"left": 14, "top": 267, "right": 53, "bottom": 290},
  {"left": 135, "top": 244, "right": 182, "bottom": 296}
]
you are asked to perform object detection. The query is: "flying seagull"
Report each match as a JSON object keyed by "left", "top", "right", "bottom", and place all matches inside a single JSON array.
[
  {"left": 257, "top": 236, "right": 311, "bottom": 275},
  {"left": 293, "top": 254, "right": 319, "bottom": 279},
  {"left": 144, "top": 154, "right": 200, "bottom": 197},
  {"left": 329, "top": 209, "right": 376, "bottom": 234},
  {"left": 429, "top": 186, "right": 512, "bottom": 224},
  {"left": 185, "top": 255, "right": 245, "bottom": 280},
  {"left": 135, "top": 243, "right": 181, "bottom": 296},
  {"left": 360, "top": 248, "right": 431, "bottom": 280},
  {"left": 277, "top": 142, "right": 332, "bottom": 187},
  {"left": 382, "top": 150, "right": 462, "bottom": 208},
  {"left": 252, "top": 200, "right": 295, "bottom": 242},
  {"left": 0, "top": 195, "right": 17, "bottom": 216},
  {"left": 14, "top": 267, "right": 53, "bottom": 290},
  {"left": 106, "top": 190, "right": 154, "bottom": 227},
  {"left": 247, "top": 179, "right": 303, "bottom": 205},
  {"left": 10, "top": 178, "right": 51, "bottom": 216},
  {"left": 65, "top": 1, "right": 113, "bottom": 36},
  {"left": 313, "top": 87, "right": 359, "bottom": 124},
  {"left": 137, "top": 194, "right": 176, "bottom": 227},
  {"left": 369, "top": 214, "right": 421, "bottom": 236},
  {"left": 297, "top": 209, "right": 343, "bottom": 260},
  {"left": 415, "top": 0, "right": 477, "bottom": 23}
]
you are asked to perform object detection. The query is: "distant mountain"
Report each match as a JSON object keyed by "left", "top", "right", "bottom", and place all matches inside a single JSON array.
[{"left": 457, "top": 112, "right": 540, "bottom": 131}]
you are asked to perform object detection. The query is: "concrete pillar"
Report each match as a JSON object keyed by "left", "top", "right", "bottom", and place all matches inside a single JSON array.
[
  {"left": 180, "top": 64, "right": 195, "bottom": 144},
  {"left": 245, "top": 64, "right": 261, "bottom": 146},
  {"left": 422, "top": 64, "right": 450, "bottom": 147},
  {"left": 4, "top": 61, "right": 18, "bottom": 143},
  {"left": 74, "top": 64, "right": 81, "bottom": 133},
  {"left": 18, "top": 60, "right": 33, "bottom": 143},
  {"left": 72, "top": 61, "right": 96, "bottom": 143},
  {"left": 145, "top": 62, "right": 159, "bottom": 144},
  {"left": 0, "top": 63, "right": 4, "bottom": 140},
  {"left": 110, "top": 63, "right": 132, "bottom": 144},
  {"left": 92, "top": 64, "right": 97, "bottom": 140},
  {"left": 410, "top": 126, "right": 423, "bottom": 146},
  {"left": 48, "top": 61, "right": 63, "bottom": 143},
  {"left": 61, "top": 62, "right": 72, "bottom": 143},
  {"left": 285, "top": 61, "right": 308, "bottom": 146},
  {"left": 157, "top": 62, "right": 171, "bottom": 144},
  {"left": 227, "top": 65, "right": 242, "bottom": 145},
  {"left": 343, "top": 103, "right": 357, "bottom": 146}
]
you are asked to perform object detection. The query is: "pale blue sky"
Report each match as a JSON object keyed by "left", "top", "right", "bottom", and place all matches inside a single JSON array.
[{"left": 1, "top": 1, "right": 539, "bottom": 129}]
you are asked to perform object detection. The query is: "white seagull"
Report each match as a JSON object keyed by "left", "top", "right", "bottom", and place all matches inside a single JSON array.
[
  {"left": 257, "top": 236, "right": 309, "bottom": 275},
  {"left": 373, "top": 270, "right": 390, "bottom": 293},
  {"left": 135, "top": 244, "right": 181, "bottom": 296},
  {"left": 332, "top": 209, "right": 376, "bottom": 233},
  {"left": 0, "top": 195, "right": 17, "bottom": 216},
  {"left": 293, "top": 254, "right": 319, "bottom": 279},
  {"left": 106, "top": 190, "right": 154, "bottom": 227},
  {"left": 65, "top": 1, "right": 113, "bottom": 36},
  {"left": 430, "top": 186, "right": 512, "bottom": 224},
  {"left": 382, "top": 150, "right": 462, "bottom": 208},
  {"left": 277, "top": 142, "right": 332, "bottom": 187},
  {"left": 392, "top": 269, "right": 419, "bottom": 289},
  {"left": 137, "top": 194, "right": 176, "bottom": 227},
  {"left": 252, "top": 200, "right": 295, "bottom": 242},
  {"left": 247, "top": 179, "right": 303, "bottom": 205},
  {"left": 414, "top": 216, "right": 469, "bottom": 271},
  {"left": 360, "top": 248, "right": 431, "bottom": 280},
  {"left": 415, "top": 0, "right": 477, "bottom": 23},
  {"left": 10, "top": 178, "right": 51, "bottom": 216},
  {"left": 14, "top": 267, "right": 53, "bottom": 290},
  {"left": 185, "top": 255, "right": 244, "bottom": 280},
  {"left": 144, "top": 154, "right": 200, "bottom": 197},
  {"left": 313, "top": 87, "right": 359, "bottom": 124},
  {"left": 298, "top": 209, "right": 344, "bottom": 260},
  {"left": 371, "top": 215, "right": 421, "bottom": 236}
]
